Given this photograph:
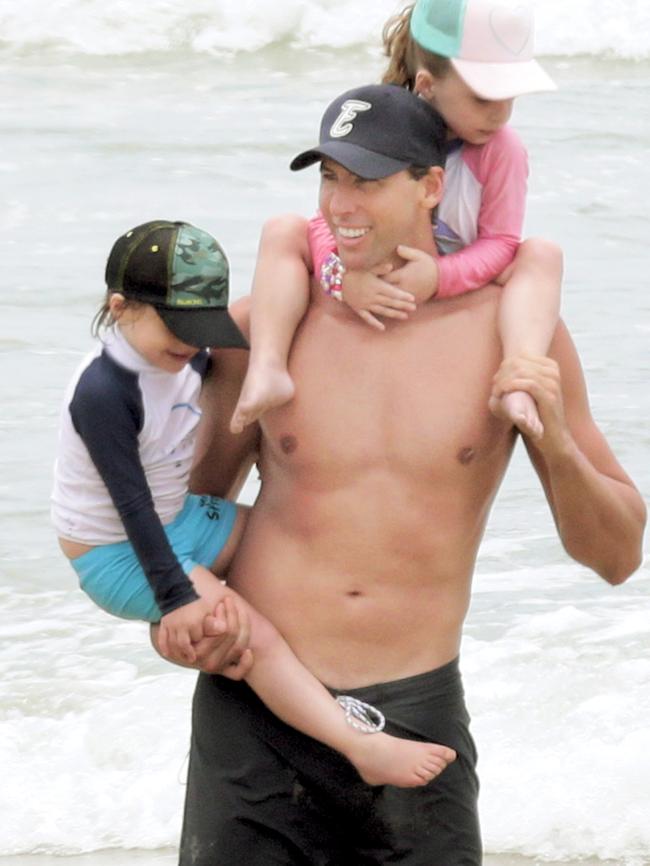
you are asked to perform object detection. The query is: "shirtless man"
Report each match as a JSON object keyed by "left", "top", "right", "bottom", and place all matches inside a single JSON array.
[{"left": 165, "top": 85, "right": 645, "bottom": 865}]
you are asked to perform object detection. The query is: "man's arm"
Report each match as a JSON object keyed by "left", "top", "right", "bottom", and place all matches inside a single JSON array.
[
  {"left": 152, "top": 297, "right": 260, "bottom": 673},
  {"left": 492, "top": 320, "right": 646, "bottom": 584},
  {"left": 190, "top": 297, "right": 260, "bottom": 499}
]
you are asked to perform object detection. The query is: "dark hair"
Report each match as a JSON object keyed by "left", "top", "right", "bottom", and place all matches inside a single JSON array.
[
  {"left": 407, "top": 165, "right": 433, "bottom": 180},
  {"left": 406, "top": 165, "right": 441, "bottom": 226},
  {"left": 91, "top": 291, "right": 143, "bottom": 339},
  {"left": 382, "top": 4, "right": 451, "bottom": 90}
]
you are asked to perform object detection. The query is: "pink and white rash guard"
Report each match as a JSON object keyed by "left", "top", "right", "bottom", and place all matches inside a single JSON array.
[{"left": 309, "top": 125, "right": 529, "bottom": 299}]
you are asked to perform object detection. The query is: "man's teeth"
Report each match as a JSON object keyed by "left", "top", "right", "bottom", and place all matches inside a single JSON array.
[{"left": 338, "top": 227, "right": 369, "bottom": 238}]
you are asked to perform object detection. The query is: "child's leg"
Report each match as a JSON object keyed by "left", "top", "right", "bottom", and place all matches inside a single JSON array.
[
  {"left": 230, "top": 214, "right": 312, "bottom": 434},
  {"left": 190, "top": 567, "right": 456, "bottom": 789},
  {"left": 492, "top": 238, "right": 563, "bottom": 439}
]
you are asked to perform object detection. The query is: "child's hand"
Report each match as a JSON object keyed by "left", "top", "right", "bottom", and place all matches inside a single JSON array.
[
  {"left": 383, "top": 245, "right": 439, "bottom": 304},
  {"left": 343, "top": 266, "right": 417, "bottom": 332},
  {"left": 159, "top": 596, "right": 213, "bottom": 665},
  {"left": 198, "top": 598, "right": 254, "bottom": 679}
]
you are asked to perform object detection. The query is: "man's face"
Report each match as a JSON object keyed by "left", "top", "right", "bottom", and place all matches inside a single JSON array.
[{"left": 318, "top": 159, "right": 432, "bottom": 273}]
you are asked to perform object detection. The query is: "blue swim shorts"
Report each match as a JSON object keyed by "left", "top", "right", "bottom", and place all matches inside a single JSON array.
[{"left": 71, "top": 494, "right": 238, "bottom": 623}]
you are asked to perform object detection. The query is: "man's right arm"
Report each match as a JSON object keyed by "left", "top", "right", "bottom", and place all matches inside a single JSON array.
[
  {"left": 151, "top": 596, "right": 253, "bottom": 677},
  {"left": 153, "top": 297, "right": 259, "bottom": 674},
  {"left": 190, "top": 297, "right": 260, "bottom": 499}
]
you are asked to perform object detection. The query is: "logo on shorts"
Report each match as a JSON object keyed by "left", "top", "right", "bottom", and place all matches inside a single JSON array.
[
  {"left": 200, "top": 495, "right": 222, "bottom": 521},
  {"left": 329, "top": 100, "right": 372, "bottom": 138}
]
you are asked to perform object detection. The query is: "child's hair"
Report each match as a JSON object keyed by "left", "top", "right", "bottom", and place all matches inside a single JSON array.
[
  {"left": 382, "top": 4, "right": 451, "bottom": 90},
  {"left": 91, "top": 291, "right": 142, "bottom": 339}
]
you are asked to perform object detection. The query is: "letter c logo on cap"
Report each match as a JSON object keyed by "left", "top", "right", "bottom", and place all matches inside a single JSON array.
[{"left": 330, "top": 100, "right": 371, "bottom": 138}]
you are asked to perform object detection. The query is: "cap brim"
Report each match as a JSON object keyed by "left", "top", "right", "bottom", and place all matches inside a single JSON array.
[
  {"left": 157, "top": 307, "right": 249, "bottom": 350},
  {"left": 452, "top": 58, "right": 557, "bottom": 100},
  {"left": 290, "top": 141, "right": 408, "bottom": 180}
]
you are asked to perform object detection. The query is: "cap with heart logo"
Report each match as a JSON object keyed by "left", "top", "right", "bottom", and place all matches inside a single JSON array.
[{"left": 410, "top": 0, "right": 556, "bottom": 100}]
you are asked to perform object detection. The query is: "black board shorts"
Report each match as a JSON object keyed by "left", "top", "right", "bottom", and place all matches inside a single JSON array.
[{"left": 179, "top": 657, "right": 481, "bottom": 866}]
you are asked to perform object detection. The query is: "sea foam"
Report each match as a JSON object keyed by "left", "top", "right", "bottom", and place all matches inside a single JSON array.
[{"left": 1, "top": 0, "right": 649, "bottom": 59}]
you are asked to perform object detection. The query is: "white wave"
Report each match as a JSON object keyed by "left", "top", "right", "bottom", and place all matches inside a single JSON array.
[
  {"left": 2, "top": 567, "right": 649, "bottom": 859},
  {"left": 0, "top": 0, "right": 398, "bottom": 55},
  {"left": 1, "top": 0, "right": 649, "bottom": 58},
  {"left": 463, "top": 594, "right": 650, "bottom": 863},
  {"left": 0, "top": 676, "right": 192, "bottom": 854}
]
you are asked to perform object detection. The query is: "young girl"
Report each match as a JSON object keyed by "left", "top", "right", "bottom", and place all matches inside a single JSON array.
[
  {"left": 230, "top": 0, "right": 563, "bottom": 442},
  {"left": 51, "top": 219, "right": 456, "bottom": 788}
]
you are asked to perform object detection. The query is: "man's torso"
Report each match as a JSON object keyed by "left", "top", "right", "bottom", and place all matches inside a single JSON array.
[{"left": 229, "top": 285, "right": 514, "bottom": 688}]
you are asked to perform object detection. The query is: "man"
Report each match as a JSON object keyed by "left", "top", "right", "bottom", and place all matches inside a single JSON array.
[{"left": 167, "top": 85, "right": 645, "bottom": 865}]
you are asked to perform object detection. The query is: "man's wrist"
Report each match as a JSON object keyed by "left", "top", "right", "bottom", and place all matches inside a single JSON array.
[{"left": 537, "top": 431, "right": 582, "bottom": 468}]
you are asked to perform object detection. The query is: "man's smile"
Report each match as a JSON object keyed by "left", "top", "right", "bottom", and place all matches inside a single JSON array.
[{"left": 336, "top": 226, "right": 370, "bottom": 240}]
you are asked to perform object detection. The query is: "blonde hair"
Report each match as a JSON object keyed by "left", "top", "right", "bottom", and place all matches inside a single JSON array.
[{"left": 382, "top": 4, "right": 451, "bottom": 90}]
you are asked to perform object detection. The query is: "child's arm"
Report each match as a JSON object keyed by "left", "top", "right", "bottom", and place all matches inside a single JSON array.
[
  {"left": 230, "top": 214, "right": 312, "bottom": 433},
  {"left": 433, "top": 127, "right": 563, "bottom": 439},
  {"left": 435, "top": 126, "right": 528, "bottom": 298},
  {"left": 341, "top": 267, "right": 418, "bottom": 331},
  {"left": 70, "top": 373, "right": 210, "bottom": 661}
]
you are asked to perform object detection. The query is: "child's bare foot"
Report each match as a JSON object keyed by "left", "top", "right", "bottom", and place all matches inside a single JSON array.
[
  {"left": 346, "top": 733, "right": 456, "bottom": 788},
  {"left": 491, "top": 389, "right": 544, "bottom": 440},
  {"left": 230, "top": 363, "right": 295, "bottom": 433}
]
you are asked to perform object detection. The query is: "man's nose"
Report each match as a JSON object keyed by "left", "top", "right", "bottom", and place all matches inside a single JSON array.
[{"left": 329, "top": 185, "right": 356, "bottom": 218}]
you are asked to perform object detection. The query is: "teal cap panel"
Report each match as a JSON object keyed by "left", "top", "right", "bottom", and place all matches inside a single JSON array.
[{"left": 410, "top": 0, "right": 468, "bottom": 58}]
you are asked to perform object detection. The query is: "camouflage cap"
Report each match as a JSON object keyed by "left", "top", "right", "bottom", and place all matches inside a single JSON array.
[{"left": 105, "top": 220, "right": 248, "bottom": 350}]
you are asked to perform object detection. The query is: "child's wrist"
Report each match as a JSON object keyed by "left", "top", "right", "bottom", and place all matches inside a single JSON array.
[{"left": 320, "top": 252, "right": 345, "bottom": 302}]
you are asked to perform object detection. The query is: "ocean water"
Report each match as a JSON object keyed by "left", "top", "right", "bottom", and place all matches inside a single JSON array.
[{"left": 1, "top": 0, "right": 649, "bottom": 862}]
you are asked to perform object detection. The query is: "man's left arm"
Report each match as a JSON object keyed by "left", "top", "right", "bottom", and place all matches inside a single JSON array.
[{"left": 492, "top": 320, "right": 646, "bottom": 584}]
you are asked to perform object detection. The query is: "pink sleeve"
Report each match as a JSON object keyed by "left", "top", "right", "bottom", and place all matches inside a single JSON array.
[
  {"left": 307, "top": 212, "right": 336, "bottom": 279},
  {"left": 436, "top": 127, "right": 528, "bottom": 299}
]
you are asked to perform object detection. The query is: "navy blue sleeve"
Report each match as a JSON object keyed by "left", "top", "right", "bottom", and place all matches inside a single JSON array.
[
  {"left": 69, "top": 352, "right": 199, "bottom": 616},
  {"left": 191, "top": 350, "right": 211, "bottom": 379}
]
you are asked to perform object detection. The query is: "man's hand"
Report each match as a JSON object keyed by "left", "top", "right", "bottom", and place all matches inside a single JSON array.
[
  {"left": 490, "top": 355, "right": 573, "bottom": 457},
  {"left": 343, "top": 266, "right": 416, "bottom": 331},
  {"left": 155, "top": 570, "right": 254, "bottom": 678},
  {"left": 158, "top": 596, "right": 214, "bottom": 665},
  {"left": 193, "top": 597, "right": 254, "bottom": 679}
]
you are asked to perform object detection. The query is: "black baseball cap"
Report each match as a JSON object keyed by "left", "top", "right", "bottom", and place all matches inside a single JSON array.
[
  {"left": 105, "top": 220, "right": 248, "bottom": 350},
  {"left": 290, "top": 84, "right": 446, "bottom": 179}
]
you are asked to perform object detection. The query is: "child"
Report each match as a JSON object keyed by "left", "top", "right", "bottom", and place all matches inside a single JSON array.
[
  {"left": 51, "top": 219, "right": 456, "bottom": 788},
  {"left": 230, "top": 0, "right": 563, "bottom": 442}
]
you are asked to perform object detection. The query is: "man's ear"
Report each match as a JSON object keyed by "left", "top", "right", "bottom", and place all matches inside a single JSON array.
[
  {"left": 108, "top": 292, "right": 127, "bottom": 320},
  {"left": 419, "top": 166, "right": 444, "bottom": 210},
  {"left": 414, "top": 69, "right": 435, "bottom": 101}
]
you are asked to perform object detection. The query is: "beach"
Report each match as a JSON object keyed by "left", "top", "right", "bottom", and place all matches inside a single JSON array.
[{"left": 1, "top": 0, "right": 649, "bottom": 863}]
